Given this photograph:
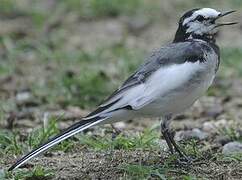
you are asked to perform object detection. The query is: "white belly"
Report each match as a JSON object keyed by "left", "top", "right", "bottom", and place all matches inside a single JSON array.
[
  {"left": 136, "top": 61, "right": 216, "bottom": 117},
  {"left": 154, "top": 73, "right": 214, "bottom": 115}
]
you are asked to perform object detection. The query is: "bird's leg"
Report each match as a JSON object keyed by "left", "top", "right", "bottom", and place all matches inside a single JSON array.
[
  {"left": 167, "top": 130, "right": 188, "bottom": 158},
  {"left": 111, "top": 124, "right": 121, "bottom": 139},
  {"left": 161, "top": 115, "right": 189, "bottom": 160},
  {"left": 160, "top": 116, "right": 174, "bottom": 154}
]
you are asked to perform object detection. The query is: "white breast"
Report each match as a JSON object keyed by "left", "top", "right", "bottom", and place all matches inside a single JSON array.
[{"left": 136, "top": 53, "right": 217, "bottom": 117}]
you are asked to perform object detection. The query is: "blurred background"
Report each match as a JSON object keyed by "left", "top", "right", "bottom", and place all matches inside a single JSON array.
[{"left": 0, "top": 0, "right": 242, "bottom": 179}]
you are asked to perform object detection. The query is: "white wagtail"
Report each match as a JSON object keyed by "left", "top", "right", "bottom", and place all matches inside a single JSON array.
[{"left": 9, "top": 8, "right": 237, "bottom": 171}]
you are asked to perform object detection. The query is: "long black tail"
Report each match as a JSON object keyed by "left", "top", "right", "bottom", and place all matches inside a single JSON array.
[{"left": 8, "top": 116, "right": 107, "bottom": 171}]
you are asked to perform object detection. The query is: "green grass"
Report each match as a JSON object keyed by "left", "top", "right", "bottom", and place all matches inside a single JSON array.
[
  {"left": 60, "top": 0, "right": 148, "bottom": 18},
  {"left": 0, "top": 131, "right": 24, "bottom": 156},
  {"left": 217, "top": 152, "right": 242, "bottom": 163},
  {"left": 0, "top": 61, "right": 14, "bottom": 76},
  {"left": 29, "top": 44, "right": 144, "bottom": 108},
  {"left": 120, "top": 164, "right": 167, "bottom": 179},
  {"left": 207, "top": 47, "right": 242, "bottom": 96},
  {"left": 216, "top": 121, "right": 242, "bottom": 143},
  {"left": 119, "top": 139, "right": 215, "bottom": 179},
  {"left": 78, "top": 128, "right": 160, "bottom": 151},
  {"left": 1, "top": 0, "right": 241, "bottom": 23},
  {"left": 27, "top": 117, "right": 76, "bottom": 152},
  {"left": 2, "top": 166, "right": 54, "bottom": 180},
  {"left": 0, "top": 31, "right": 144, "bottom": 109},
  {"left": 220, "top": 48, "right": 242, "bottom": 77},
  {"left": 181, "top": 139, "right": 203, "bottom": 158},
  {"left": 120, "top": 163, "right": 199, "bottom": 179},
  {"left": 0, "top": 117, "right": 75, "bottom": 156},
  {"left": 78, "top": 129, "right": 211, "bottom": 179},
  {"left": 0, "top": 0, "right": 151, "bottom": 26},
  {"left": 27, "top": 118, "right": 59, "bottom": 149},
  {"left": 0, "top": 36, "right": 17, "bottom": 76},
  {"left": 0, "top": 0, "right": 17, "bottom": 15}
]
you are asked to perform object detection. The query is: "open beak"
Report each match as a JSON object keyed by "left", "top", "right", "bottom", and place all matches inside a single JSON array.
[
  {"left": 215, "top": 10, "right": 238, "bottom": 27},
  {"left": 218, "top": 10, "right": 236, "bottom": 18}
]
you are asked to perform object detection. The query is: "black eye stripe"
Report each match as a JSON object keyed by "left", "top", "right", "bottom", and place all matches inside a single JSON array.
[{"left": 195, "top": 15, "right": 209, "bottom": 22}]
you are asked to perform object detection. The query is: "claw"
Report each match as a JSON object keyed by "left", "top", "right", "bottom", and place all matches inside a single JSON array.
[
  {"left": 111, "top": 124, "right": 121, "bottom": 140},
  {"left": 176, "top": 156, "right": 194, "bottom": 166}
]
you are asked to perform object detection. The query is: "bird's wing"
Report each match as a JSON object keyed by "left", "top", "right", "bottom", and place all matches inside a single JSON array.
[{"left": 86, "top": 40, "right": 205, "bottom": 118}]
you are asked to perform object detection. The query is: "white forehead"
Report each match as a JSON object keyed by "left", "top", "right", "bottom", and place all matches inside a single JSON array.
[
  {"left": 195, "top": 8, "right": 221, "bottom": 18},
  {"left": 183, "top": 8, "right": 221, "bottom": 25}
]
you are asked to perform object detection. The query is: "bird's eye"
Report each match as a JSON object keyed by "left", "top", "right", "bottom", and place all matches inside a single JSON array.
[
  {"left": 210, "top": 19, "right": 216, "bottom": 24},
  {"left": 196, "top": 15, "right": 205, "bottom": 22}
]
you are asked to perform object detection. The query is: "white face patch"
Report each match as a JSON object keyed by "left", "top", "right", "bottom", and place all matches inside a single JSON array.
[
  {"left": 183, "top": 8, "right": 221, "bottom": 25},
  {"left": 186, "top": 21, "right": 217, "bottom": 35},
  {"left": 182, "top": 8, "right": 221, "bottom": 35}
]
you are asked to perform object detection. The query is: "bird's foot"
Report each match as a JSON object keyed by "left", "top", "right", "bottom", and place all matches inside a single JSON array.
[
  {"left": 175, "top": 154, "right": 201, "bottom": 167},
  {"left": 176, "top": 155, "right": 193, "bottom": 165},
  {"left": 111, "top": 124, "right": 122, "bottom": 139}
]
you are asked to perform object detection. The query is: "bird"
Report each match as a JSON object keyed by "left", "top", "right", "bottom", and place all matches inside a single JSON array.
[{"left": 9, "top": 8, "right": 237, "bottom": 171}]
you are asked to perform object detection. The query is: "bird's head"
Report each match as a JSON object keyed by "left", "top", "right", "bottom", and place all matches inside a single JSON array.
[{"left": 174, "top": 8, "right": 237, "bottom": 43}]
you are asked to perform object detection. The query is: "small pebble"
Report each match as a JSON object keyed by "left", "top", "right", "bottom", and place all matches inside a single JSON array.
[
  {"left": 214, "top": 119, "right": 228, "bottom": 127},
  {"left": 16, "top": 91, "right": 32, "bottom": 103},
  {"left": 174, "top": 128, "right": 208, "bottom": 141},
  {"left": 125, "top": 16, "right": 151, "bottom": 34},
  {"left": 215, "top": 136, "right": 231, "bottom": 146},
  {"left": 202, "top": 119, "right": 229, "bottom": 132},
  {"left": 0, "top": 169, "right": 4, "bottom": 179},
  {"left": 222, "top": 141, "right": 242, "bottom": 155},
  {"left": 113, "top": 122, "right": 126, "bottom": 130},
  {"left": 203, "top": 104, "right": 223, "bottom": 118},
  {"left": 203, "top": 121, "right": 216, "bottom": 132},
  {"left": 155, "top": 139, "right": 168, "bottom": 151}
]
